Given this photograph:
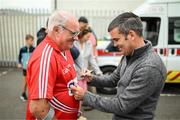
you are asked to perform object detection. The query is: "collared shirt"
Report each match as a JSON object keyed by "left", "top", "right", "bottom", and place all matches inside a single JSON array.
[
  {"left": 27, "top": 36, "right": 79, "bottom": 114},
  {"left": 74, "top": 40, "right": 102, "bottom": 75}
]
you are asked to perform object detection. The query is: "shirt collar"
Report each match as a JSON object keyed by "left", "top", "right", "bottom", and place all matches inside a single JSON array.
[
  {"left": 44, "top": 35, "right": 61, "bottom": 53},
  {"left": 126, "top": 40, "right": 152, "bottom": 60}
]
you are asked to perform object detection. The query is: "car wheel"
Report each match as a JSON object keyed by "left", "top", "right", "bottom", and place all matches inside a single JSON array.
[{"left": 97, "top": 66, "right": 117, "bottom": 94}]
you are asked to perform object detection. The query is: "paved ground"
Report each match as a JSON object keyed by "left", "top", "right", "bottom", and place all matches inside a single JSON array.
[{"left": 0, "top": 68, "right": 180, "bottom": 120}]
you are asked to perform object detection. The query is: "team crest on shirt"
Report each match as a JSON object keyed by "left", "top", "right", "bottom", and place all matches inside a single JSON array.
[
  {"left": 62, "top": 64, "right": 72, "bottom": 75},
  {"left": 67, "top": 77, "right": 78, "bottom": 96}
]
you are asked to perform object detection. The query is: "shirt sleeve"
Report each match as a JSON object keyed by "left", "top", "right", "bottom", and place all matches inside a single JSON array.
[
  {"left": 18, "top": 48, "right": 23, "bottom": 64},
  {"left": 88, "top": 33, "right": 97, "bottom": 46},
  {"left": 74, "top": 53, "right": 84, "bottom": 80},
  {"left": 88, "top": 43, "right": 102, "bottom": 75},
  {"left": 90, "top": 61, "right": 122, "bottom": 88},
  {"left": 83, "top": 66, "right": 164, "bottom": 115},
  {"left": 28, "top": 49, "right": 57, "bottom": 100}
]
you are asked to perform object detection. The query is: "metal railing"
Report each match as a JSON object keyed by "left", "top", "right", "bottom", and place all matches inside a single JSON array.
[
  {"left": 0, "top": 9, "right": 50, "bottom": 67},
  {"left": 0, "top": 8, "right": 123, "bottom": 67}
]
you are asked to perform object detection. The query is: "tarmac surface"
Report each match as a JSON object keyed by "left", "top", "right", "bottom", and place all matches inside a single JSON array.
[{"left": 0, "top": 67, "right": 180, "bottom": 120}]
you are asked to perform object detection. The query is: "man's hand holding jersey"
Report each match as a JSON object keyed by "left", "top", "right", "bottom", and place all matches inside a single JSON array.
[
  {"left": 71, "top": 85, "right": 86, "bottom": 101},
  {"left": 72, "top": 69, "right": 99, "bottom": 100}
]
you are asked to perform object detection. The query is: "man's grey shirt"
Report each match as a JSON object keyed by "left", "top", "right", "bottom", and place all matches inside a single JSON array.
[{"left": 83, "top": 40, "right": 167, "bottom": 120}]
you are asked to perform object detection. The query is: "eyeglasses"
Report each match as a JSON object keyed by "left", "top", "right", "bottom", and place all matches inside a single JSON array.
[{"left": 58, "top": 25, "right": 80, "bottom": 38}]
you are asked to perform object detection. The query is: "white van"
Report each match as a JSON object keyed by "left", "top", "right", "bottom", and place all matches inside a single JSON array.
[
  {"left": 134, "top": 0, "right": 180, "bottom": 83},
  {"left": 97, "top": 0, "right": 180, "bottom": 83}
]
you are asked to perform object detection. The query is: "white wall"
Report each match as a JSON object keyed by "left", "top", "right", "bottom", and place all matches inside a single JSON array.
[
  {"left": 0, "top": 0, "right": 52, "bottom": 9},
  {"left": 0, "top": 0, "right": 2, "bottom": 8},
  {"left": 57, "top": 0, "right": 145, "bottom": 11}
]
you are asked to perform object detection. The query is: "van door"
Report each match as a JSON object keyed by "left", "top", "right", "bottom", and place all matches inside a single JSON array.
[
  {"left": 141, "top": 17, "right": 166, "bottom": 57},
  {"left": 166, "top": 17, "right": 180, "bottom": 83}
]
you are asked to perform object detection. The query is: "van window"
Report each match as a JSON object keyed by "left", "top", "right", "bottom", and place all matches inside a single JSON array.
[
  {"left": 168, "top": 17, "right": 180, "bottom": 44},
  {"left": 141, "top": 17, "right": 161, "bottom": 46}
]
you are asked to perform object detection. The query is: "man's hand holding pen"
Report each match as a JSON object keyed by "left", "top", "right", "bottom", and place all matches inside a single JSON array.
[{"left": 80, "top": 69, "right": 93, "bottom": 82}]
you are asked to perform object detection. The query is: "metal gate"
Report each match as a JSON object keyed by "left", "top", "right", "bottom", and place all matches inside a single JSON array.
[
  {"left": 0, "top": 8, "right": 123, "bottom": 67},
  {"left": 0, "top": 9, "right": 50, "bottom": 67}
]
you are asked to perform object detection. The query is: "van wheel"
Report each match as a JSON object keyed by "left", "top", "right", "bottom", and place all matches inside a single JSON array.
[
  {"left": 101, "top": 66, "right": 116, "bottom": 75},
  {"left": 97, "top": 66, "right": 117, "bottom": 94}
]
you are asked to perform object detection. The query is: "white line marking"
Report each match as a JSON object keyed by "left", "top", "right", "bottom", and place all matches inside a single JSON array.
[{"left": 160, "top": 94, "right": 180, "bottom": 96}]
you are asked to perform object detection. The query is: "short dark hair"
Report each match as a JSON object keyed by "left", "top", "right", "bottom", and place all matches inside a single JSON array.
[
  {"left": 108, "top": 12, "right": 143, "bottom": 37},
  {"left": 78, "top": 28, "right": 91, "bottom": 39},
  {"left": 36, "top": 27, "right": 47, "bottom": 46},
  {"left": 25, "top": 34, "right": 34, "bottom": 40},
  {"left": 78, "top": 16, "right": 88, "bottom": 23}
]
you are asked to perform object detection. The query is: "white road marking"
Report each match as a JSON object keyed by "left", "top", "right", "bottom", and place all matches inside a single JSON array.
[
  {"left": 160, "top": 94, "right": 180, "bottom": 96},
  {"left": 2, "top": 71, "right": 7, "bottom": 75},
  {"left": 0, "top": 68, "right": 13, "bottom": 77}
]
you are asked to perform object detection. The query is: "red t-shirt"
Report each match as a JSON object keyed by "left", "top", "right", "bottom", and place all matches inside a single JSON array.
[{"left": 26, "top": 36, "right": 79, "bottom": 119}]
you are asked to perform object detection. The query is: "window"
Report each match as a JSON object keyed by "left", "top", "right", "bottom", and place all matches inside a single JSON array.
[
  {"left": 168, "top": 17, "right": 180, "bottom": 44},
  {"left": 106, "top": 41, "right": 119, "bottom": 52},
  {"left": 141, "top": 17, "right": 161, "bottom": 46}
]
